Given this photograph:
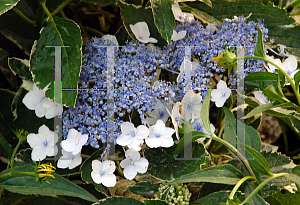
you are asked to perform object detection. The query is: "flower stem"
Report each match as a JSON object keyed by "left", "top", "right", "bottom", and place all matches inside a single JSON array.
[
  {"left": 41, "top": 0, "right": 73, "bottom": 24},
  {"left": 237, "top": 56, "right": 300, "bottom": 106},
  {"left": 241, "top": 173, "right": 289, "bottom": 205},
  {"left": 229, "top": 176, "right": 257, "bottom": 200},
  {"left": 12, "top": 7, "right": 37, "bottom": 27},
  {"left": 0, "top": 171, "right": 36, "bottom": 179},
  {"left": 10, "top": 138, "right": 24, "bottom": 173}
]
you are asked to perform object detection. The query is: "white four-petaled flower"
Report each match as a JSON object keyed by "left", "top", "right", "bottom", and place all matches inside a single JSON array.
[
  {"left": 91, "top": 160, "right": 116, "bottom": 187},
  {"left": 22, "top": 83, "right": 63, "bottom": 119},
  {"left": 57, "top": 149, "right": 82, "bottom": 169},
  {"left": 211, "top": 80, "right": 231, "bottom": 107},
  {"left": 191, "top": 118, "right": 215, "bottom": 142},
  {"left": 181, "top": 90, "right": 202, "bottom": 122},
  {"left": 102, "top": 34, "right": 119, "bottom": 47},
  {"left": 254, "top": 90, "right": 270, "bottom": 105},
  {"left": 27, "top": 124, "right": 58, "bottom": 161},
  {"left": 116, "top": 122, "right": 149, "bottom": 151},
  {"left": 129, "top": 22, "right": 158, "bottom": 44},
  {"left": 61, "top": 129, "right": 88, "bottom": 155},
  {"left": 146, "top": 100, "right": 172, "bottom": 125},
  {"left": 145, "top": 119, "right": 175, "bottom": 148},
  {"left": 120, "top": 149, "right": 148, "bottom": 180}
]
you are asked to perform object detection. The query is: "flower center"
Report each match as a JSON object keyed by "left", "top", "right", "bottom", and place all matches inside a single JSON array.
[
  {"left": 187, "top": 102, "right": 193, "bottom": 110},
  {"left": 156, "top": 133, "right": 161, "bottom": 138},
  {"left": 43, "top": 141, "right": 48, "bottom": 146},
  {"left": 131, "top": 131, "right": 135, "bottom": 137},
  {"left": 76, "top": 141, "right": 79, "bottom": 145},
  {"left": 100, "top": 170, "right": 105, "bottom": 175},
  {"left": 222, "top": 92, "right": 226, "bottom": 98},
  {"left": 130, "top": 161, "right": 134, "bottom": 165}
]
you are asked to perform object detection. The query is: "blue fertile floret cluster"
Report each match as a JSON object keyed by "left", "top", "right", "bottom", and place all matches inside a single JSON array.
[{"left": 62, "top": 16, "right": 268, "bottom": 151}]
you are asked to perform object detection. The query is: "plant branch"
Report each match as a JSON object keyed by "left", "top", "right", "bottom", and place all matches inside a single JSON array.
[
  {"left": 10, "top": 139, "right": 24, "bottom": 173},
  {"left": 229, "top": 176, "right": 257, "bottom": 200},
  {"left": 12, "top": 7, "right": 37, "bottom": 27},
  {"left": 42, "top": 0, "right": 73, "bottom": 24}
]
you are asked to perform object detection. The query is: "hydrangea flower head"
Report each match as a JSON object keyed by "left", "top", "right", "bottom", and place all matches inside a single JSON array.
[
  {"left": 27, "top": 125, "right": 58, "bottom": 161},
  {"left": 61, "top": 129, "right": 88, "bottom": 155},
  {"left": 116, "top": 122, "right": 149, "bottom": 151},
  {"left": 91, "top": 160, "right": 116, "bottom": 187},
  {"left": 145, "top": 119, "right": 175, "bottom": 148},
  {"left": 211, "top": 80, "right": 231, "bottom": 107},
  {"left": 120, "top": 148, "right": 148, "bottom": 180},
  {"left": 129, "top": 22, "right": 158, "bottom": 43}
]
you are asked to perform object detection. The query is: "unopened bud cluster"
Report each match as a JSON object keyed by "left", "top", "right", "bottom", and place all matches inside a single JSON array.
[{"left": 154, "top": 183, "right": 191, "bottom": 205}]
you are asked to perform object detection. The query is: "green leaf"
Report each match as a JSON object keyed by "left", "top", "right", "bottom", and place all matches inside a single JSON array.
[
  {"left": 254, "top": 27, "right": 266, "bottom": 58},
  {"left": 127, "top": 181, "right": 159, "bottom": 195},
  {"left": 0, "top": 164, "right": 98, "bottom": 202},
  {"left": 0, "top": 0, "right": 20, "bottom": 16},
  {"left": 0, "top": 131, "right": 11, "bottom": 161},
  {"left": 145, "top": 142, "right": 209, "bottom": 180},
  {"left": 222, "top": 107, "right": 261, "bottom": 153},
  {"left": 0, "top": 48, "right": 9, "bottom": 61},
  {"left": 245, "top": 71, "right": 284, "bottom": 89},
  {"left": 201, "top": 89, "right": 212, "bottom": 135},
  {"left": 30, "top": 16, "right": 82, "bottom": 107},
  {"left": 161, "top": 186, "right": 170, "bottom": 200},
  {"left": 198, "top": 183, "right": 234, "bottom": 198},
  {"left": 294, "top": 70, "right": 300, "bottom": 92},
  {"left": 81, "top": 0, "right": 115, "bottom": 5},
  {"left": 263, "top": 85, "right": 288, "bottom": 103},
  {"left": 173, "top": 127, "right": 210, "bottom": 157},
  {"left": 117, "top": 0, "right": 167, "bottom": 47},
  {"left": 280, "top": 117, "right": 300, "bottom": 141},
  {"left": 181, "top": 4, "right": 221, "bottom": 25},
  {"left": 80, "top": 148, "right": 109, "bottom": 195},
  {"left": 178, "top": 0, "right": 212, "bottom": 7},
  {"left": 98, "top": 196, "right": 144, "bottom": 204},
  {"left": 243, "top": 182, "right": 268, "bottom": 205},
  {"left": 243, "top": 102, "right": 300, "bottom": 120},
  {"left": 265, "top": 191, "right": 300, "bottom": 205},
  {"left": 290, "top": 165, "right": 300, "bottom": 186},
  {"left": 144, "top": 199, "right": 168, "bottom": 205},
  {"left": 150, "top": 0, "right": 175, "bottom": 44},
  {"left": 193, "top": 191, "right": 245, "bottom": 205},
  {"left": 21, "top": 196, "right": 92, "bottom": 205},
  {"left": 167, "top": 164, "right": 244, "bottom": 185},
  {"left": 8, "top": 57, "right": 32, "bottom": 81},
  {"left": 11, "top": 87, "right": 54, "bottom": 133},
  {"left": 243, "top": 144, "right": 273, "bottom": 176}
]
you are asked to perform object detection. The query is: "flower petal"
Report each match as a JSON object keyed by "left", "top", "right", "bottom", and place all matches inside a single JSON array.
[
  {"left": 135, "top": 125, "right": 149, "bottom": 139},
  {"left": 216, "top": 80, "right": 227, "bottom": 89},
  {"left": 27, "top": 133, "right": 42, "bottom": 148},
  {"left": 145, "top": 137, "right": 161, "bottom": 148},
  {"left": 45, "top": 145, "right": 57, "bottom": 157},
  {"left": 102, "top": 160, "right": 115, "bottom": 174},
  {"left": 92, "top": 160, "right": 102, "bottom": 173},
  {"left": 102, "top": 173, "right": 116, "bottom": 187},
  {"left": 160, "top": 137, "right": 174, "bottom": 148},
  {"left": 127, "top": 137, "right": 144, "bottom": 151},
  {"left": 134, "top": 158, "right": 148, "bottom": 174},
  {"left": 160, "top": 127, "right": 175, "bottom": 139},
  {"left": 283, "top": 56, "right": 298, "bottom": 74},
  {"left": 35, "top": 103, "right": 46, "bottom": 118},
  {"left": 123, "top": 165, "right": 137, "bottom": 180},
  {"left": 147, "top": 37, "right": 158, "bottom": 43},
  {"left": 40, "top": 98, "right": 54, "bottom": 109},
  {"left": 31, "top": 146, "right": 46, "bottom": 161},
  {"left": 61, "top": 140, "right": 76, "bottom": 153},
  {"left": 125, "top": 148, "right": 140, "bottom": 162},
  {"left": 210, "top": 90, "right": 222, "bottom": 102},
  {"left": 69, "top": 154, "right": 82, "bottom": 169},
  {"left": 57, "top": 156, "right": 71, "bottom": 169},
  {"left": 120, "top": 158, "right": 131, "bottom": 168},
  {"left": 116, "top": 134, "right": 132, "bottom": 146},
  {"left": 22, "top": 91, "right": 42, "bottom": 110},
  {"left": 91, "top": 171, "right": 102, "bottom": 184}
]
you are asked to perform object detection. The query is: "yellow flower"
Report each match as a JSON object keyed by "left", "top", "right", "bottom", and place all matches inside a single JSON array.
[
  {"left": 210, "top": 52, "right": 224, "bottom": 67},
  {"left": 36, "top": 163, "right": 56, "bottom": 183}
]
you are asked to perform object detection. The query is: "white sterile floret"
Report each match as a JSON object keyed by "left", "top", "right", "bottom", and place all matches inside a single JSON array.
[
  {"left": 191, "top": 118, "right": 215, "bottom": 143},
  {"left": 266, "top": 55, "right": 283, "bottom": 73},
  {"left": 22, "top": 83, "right": 63, "bottom": 119},
  {"left": 61, "top": 129, "right": 88, "bottom": 155},
  {"left": 91, "top": 160, "right": 116, "bottom": 187},
  {"left": 27, "top": 124, "right": 58, "bottom": 161},
  {"left": 129, "top": 22, "right": 158, "bottom": 44},
  {"left": 171, "top": 102, "right": 182, "bottom": 140},
  {"left": 145, "top": 119, "right": 175, "bottom": 148},
  {"left": 171, "top": 30, "right": 186, "bottom": 41},
  {"left": 146, "top": 100, "right": 172, "bottom": 125},
  {"left": 101, "top": 34, "right": 119, "bottom": 47},
  {"left": 120, "top": 148, "right": 148, "bottom": 180},
  {"left": 172, "top": 3, "right": 194, "bottom": 23},
  {"left": 116, "top": 122, "right": 149, "bottom": 151},
  {"left": 57, "top": 149, "right": 82, "bottom": 169},
  {"left": 181, "top": 90, "right": 202, "bottom": 122},
  {"left": 254, "top": 90, "right": 270, "bottom": 105},
  {"left": 210, "top": 80, "right": 231, "bottom": 108}
]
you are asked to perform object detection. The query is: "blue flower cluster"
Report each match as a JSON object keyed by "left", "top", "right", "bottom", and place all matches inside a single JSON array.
[{"left": 62, "top": 16, "right": 269, "bottom": 151}]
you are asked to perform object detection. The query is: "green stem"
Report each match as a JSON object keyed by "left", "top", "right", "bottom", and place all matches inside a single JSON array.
[
  {"left": 229, "top": 176, "right": 257, "bottom": 200},
  {"left": 282, "top": 128, "right": 289, "bottom": 155},
  {"left": 12, "top": 7, "right": 37, "bottom": 26},
  {"left": 237, "top": 56, "right": 300, "bottom": 106},
  {"left": 290, "top": 147, "right": 300, "bottom": 156},
  {"left": 41, "top": 0, "right": 73, "bottom": 24},
  {"left": 10, "top": 139, "right": 24, "bottom": 173},
  {"left": 278, "top": 0, "right": 283, "bottom": 8},
  {"left": 241, "top": 173, "right": 289, "bottom": 205},
  {"left": 115, "top": 161, "right": 125, "bottom": 178},
  {"left": 40, "top": 0, "right": 54, "bottom": 23},
  {"left": 0, "top": 171, "right": 36, "bottom": 179},
  {"left": 208, "top": 133, "right": 256, "bottom": 178}
]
